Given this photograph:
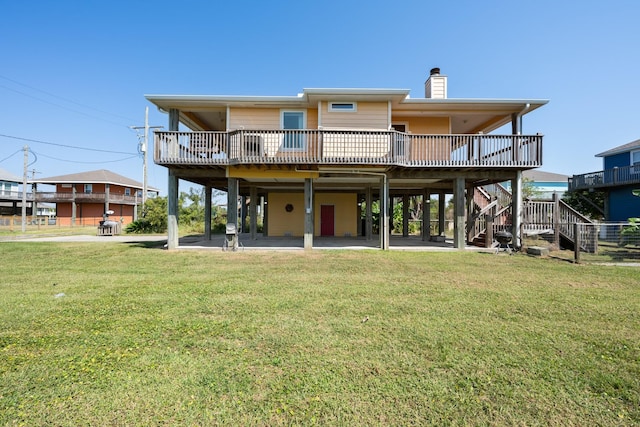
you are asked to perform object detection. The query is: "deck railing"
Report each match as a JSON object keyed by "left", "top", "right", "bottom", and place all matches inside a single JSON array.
[
  {"left": 569, "top": 165, "right": 640, "bottom": 191},
  {"left": 154, "top": 130, "right": 542, "bottom": 167},
  {"left": 34, "top": 192, "right": 139, "bottom": 204}
]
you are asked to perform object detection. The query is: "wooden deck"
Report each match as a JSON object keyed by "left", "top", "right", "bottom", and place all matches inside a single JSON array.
[
  {"left": 569, "top": 165, "right": 640, "bottom": 191},
  {"left": 154, "top": 130, "right": 543, "bottom": 168}
]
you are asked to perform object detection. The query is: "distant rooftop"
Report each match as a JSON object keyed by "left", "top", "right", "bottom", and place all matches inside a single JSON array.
[
  {"left": 596, "top": 138, "right": 640, "bottom": 157},
  {"left": 0, "top": 167, "right": 22, "bottom": 183},
  {"left": 34, "top": 169, "right": 159, "bottom": 192}
]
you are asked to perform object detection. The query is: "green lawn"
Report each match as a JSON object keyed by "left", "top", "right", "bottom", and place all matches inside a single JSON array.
[{"left": 1, "top": 243, "right": 638, "bottom": 426}]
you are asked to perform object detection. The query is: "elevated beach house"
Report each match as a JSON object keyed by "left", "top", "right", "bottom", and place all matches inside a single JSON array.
[
  {"left": 33, "top": 169, "right": 158, "bottom": 226},
  {"left": 147, "top": 69, "right": 547, "bottom": 250},
  {"left": 569, "top": 138, "right": 640, "bottom": 221}
]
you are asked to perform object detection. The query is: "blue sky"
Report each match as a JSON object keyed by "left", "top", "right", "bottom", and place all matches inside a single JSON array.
[{"left": 2, "top": 0, "right": 639, "bottom": 195}]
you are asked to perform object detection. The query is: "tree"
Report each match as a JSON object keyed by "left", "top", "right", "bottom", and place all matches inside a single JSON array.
[
  {"left": 125, "top": 196, "right": 168, "bottom": 233},
  {"left": 562, "top": 190, "right": 605, "bottom": 221}
]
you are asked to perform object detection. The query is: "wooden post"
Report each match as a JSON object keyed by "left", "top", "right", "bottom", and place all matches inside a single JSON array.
[
  {"left": 453, "top": 177, "right": 465, "bottom": 249},
  {"left": 438, "top": 192, "right": 446, "bottom": 236},
  {"left": 167, "top": 169, "right": 179, "bottom": 249},
  {"left": 166, "top": 108, "right": 180, "bottom": 250},
  {"left": 71, "top": 186, "right": 76, "bottom": 227},
  {"left": 552, "top": 192, "right": 560, "bottom": 248},
  {"left": 365, "top": 186, "right": 372, "bottom": 241},
  {"left": 402, "top": 193, "right": 409, "bottom": 237},
  {"left": 486, "top": 201, "right": 494, "bottom": 248},
  {"left": 422, "top": 189, "right": 430, "bottom": 241},
  {"left": 204, "top": 185, "right": 212, "bottom": 240},
  {"left": 262, "top": 194, "right": 269, "bottom": 237},
  {"left": 380, "top": 175, "right": 389, "bottom": 250},
  {"left": 511, "top": 171, "right": 523, "bottom": 249},
  {"left": 250, "top": 186, "right": 257, "bottom": 240},
  {"left": 574, "top": 222, "right": 581, "bottom": 264},
  {"left": 304, "top": 178, "right": 313, "bottom": 250}
]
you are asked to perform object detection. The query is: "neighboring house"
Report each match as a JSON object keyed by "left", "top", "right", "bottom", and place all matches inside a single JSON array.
[
  {"left": 502, "top": 170, "right": 569, "bottom": 200},
  {"left": 33, "top": 169, "right": 159, "bottom": 226},
  {"left": 569, "top": 138, "right": 640, "bottom": 221},
  {"left": 0, "top": 167, "right": 27, "bottom": 215},
  {"left": 146, "top": 68, "right": 548, "bottom": 249}
]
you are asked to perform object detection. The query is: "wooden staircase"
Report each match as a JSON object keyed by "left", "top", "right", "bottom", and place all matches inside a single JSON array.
[{"left": 469, "top": 185, "right": 596, "bottom": 251}]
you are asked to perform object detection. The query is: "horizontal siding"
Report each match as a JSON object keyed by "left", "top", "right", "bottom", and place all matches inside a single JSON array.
[
  {"left": 314, "top": 193, "right": 357, "bottom": 237},
  {"left": 320, "top": 102, "right": 388, "bottom": 130},
  {"left": 392, "top": 116, "right": 450, "bottom": 134},
  {"left": 230, "top": 108, "right": 318, "bottom": 130},
  {"left": 267, "top": 192, "right": 305, "bottom": 236},
  {"left": 229, "top": 108, "right": 280, "bottom": 130}
]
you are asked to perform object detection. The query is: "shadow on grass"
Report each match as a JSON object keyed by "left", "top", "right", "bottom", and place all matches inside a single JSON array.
[{"left": 126, "top": 240, "right": 166, "bottom": 249}]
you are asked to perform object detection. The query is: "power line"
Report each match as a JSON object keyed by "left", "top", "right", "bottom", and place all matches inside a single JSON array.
[
  {"left": 36, "top": 151, "right": 139, "bottom": 164},
  {"left": 0, "top": 149, "right": 23, "bottom": 164},
  {"left": 0, "top": 74, "right": 139, "bottom": 124},
  {"left": 0, "top": 133, "right": 138, "bottom": 155},
  {"left": 0, "top": 84, "right": 134, "bottom": 129}
]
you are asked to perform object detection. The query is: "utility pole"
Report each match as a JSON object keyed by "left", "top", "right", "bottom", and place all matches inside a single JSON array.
[
  {"left": 21, "top": 145, "right": 28, "bottom": 233},
  {"left": 131, "top": 107, "right": 162, "bottom": 206}
]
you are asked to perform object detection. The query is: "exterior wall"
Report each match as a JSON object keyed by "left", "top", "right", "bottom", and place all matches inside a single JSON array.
[
  {"left": 1, "top": 181, "right": 19, "bottom": 195},
  {"left": 314, "top": 193, "right": 357, "bottom": 237},
  {"left": 229, "top": 108, "right": 280, "bottom": 130},
  {"left": 229, "top": 107, "right": 319, "bottom": 130},
  {"left": 392, "top": 116, "right": 451, "bottom": 134},
  {"left": 603, "top": 152, "right": 631, "bottom": 170},
  {"left": 56, "top": 183, "right": 111, "bottom": 193},
  {"left": 55, "top": 201, "right": 134, "bottom": 226},
  {"left": 320, "top": 102, "right": 388, "bottom": 129},
  {"left": 608, "top": 187, "right": 640, "bottom": 221},
  {"left": 266, "top": 191, "right": 357, "bottom": 237},
  {"left": 267, "top": 192, "right": 305, "bottom": 236}
]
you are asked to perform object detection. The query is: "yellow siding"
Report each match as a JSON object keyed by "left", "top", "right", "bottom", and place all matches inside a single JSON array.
[
  {"left": 229, "top": 108, "right": 280, "bottom": 130},
  {"left": 229, "top": 108, "right": 318, "bottom": 130},
  {"left": 267, "top": 193, "right": 305, "bottom": 236},
  {"left": 391, "top": 116, "right": 451, "bottom": 134},
  {"left": 307, "top": 108, "right": 318, "bottom": 129},
  {"left": 314, "top": 193, "right": 357, "bottom": 237},
  {"left": 267, "top": 191, "right": 358, "bottom": 237},
  {"left": 321, "top": 102, "right": 388, "bottom": 129}
]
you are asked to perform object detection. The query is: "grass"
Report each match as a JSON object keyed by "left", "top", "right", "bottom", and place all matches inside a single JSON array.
[{"left": 1, "top": 243, "right": 639, "bottom": 426}]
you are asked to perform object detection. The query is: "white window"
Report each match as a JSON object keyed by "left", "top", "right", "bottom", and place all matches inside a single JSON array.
[
  {"left": 125, "top": 188, "right": 131, "bottom": 196},
  {"left": 328, "top": 102, "right": 357, "bottom": 112},
  {"left": 84, "top": 184, "right": 92, "bottom": 193},
  {"left": 281, "top": 111, "right": 306, "bottom": 150},
  {"left": 632, "top": 150, "right": 640, "bottom": 173}
]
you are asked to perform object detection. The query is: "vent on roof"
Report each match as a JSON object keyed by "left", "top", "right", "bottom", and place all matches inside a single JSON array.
[{"left": 425, "top": 67, "right": 447, "bottom": 99}]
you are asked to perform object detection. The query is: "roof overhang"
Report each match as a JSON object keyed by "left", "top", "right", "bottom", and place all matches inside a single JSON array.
[{"left": 145, "top": 88, "right": 548, "bottom": 134}]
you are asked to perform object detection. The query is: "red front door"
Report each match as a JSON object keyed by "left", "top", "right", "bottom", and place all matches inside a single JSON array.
[{"left": 320, "top": 205, "right": 335, "bottom": 236}]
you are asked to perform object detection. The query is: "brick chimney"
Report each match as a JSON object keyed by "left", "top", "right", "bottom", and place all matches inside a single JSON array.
[{"left": 425, "top": 67, "right": 447, "bottom": 99}]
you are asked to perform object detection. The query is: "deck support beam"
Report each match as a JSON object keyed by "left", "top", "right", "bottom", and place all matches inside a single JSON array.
[
  {"left": 304, "top": 178, "right": 313, "bottom": 250},
  {"left": 250, "top": 186, "right": 258, "bottom": 240},
  {"left": 453, "top": 177, "right": 465, "bottom": 249},
  {"left": 204, "top": 185, "right": 212, "bottom": 240},
  {"left": 167, "top": 169, "right": 179, "bottom": 250},
  {"left": 71, "top": 186, "right": 76, "bottom": 226},
  {"left": 365, "top": 186, "right": 373, "bottom": 240},
  {"left": 227, "top": 178, "right": 239, "bottom": 229},
  {"left": 402, "top": 193, "right": 409, "bottom": 237},
  {"left": 380, "top": 175, "right": 390, "bottom": 250},
  {"left": 422, "top": 190, "right": 430, "bottom": 241},
  {"left": 511, "top": 171, "right": 523, "bottom": 249},
  {"left": 166, "top": 108, "right": 181, "bottom": 250},
  {"left": 438, "top": 192, "right": 446, "bottom": 236}
]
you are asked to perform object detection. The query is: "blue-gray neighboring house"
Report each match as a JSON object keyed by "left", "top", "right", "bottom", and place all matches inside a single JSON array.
[{"left": 569, "top": 138, "right": 640, "bottom": 221}]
